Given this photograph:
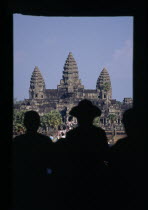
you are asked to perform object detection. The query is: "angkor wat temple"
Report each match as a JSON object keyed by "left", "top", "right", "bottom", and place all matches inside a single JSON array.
[{"left": 14, "top": 52, "right": 133, "bottom": 141}]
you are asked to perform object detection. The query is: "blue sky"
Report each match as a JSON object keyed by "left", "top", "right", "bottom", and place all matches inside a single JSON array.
[{"left": 14, "top": 15, "right": 133, "bottom": 102}]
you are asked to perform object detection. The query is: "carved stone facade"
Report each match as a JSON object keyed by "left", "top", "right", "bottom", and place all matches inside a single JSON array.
[
  {"left": 28, "top": 52, "right": 113, "bottom": 104},
  {"left": 96, "top": 68, "right": 112, "bottom": 100},
  {"left": 29, "top": 66, "right": 46, "bottom": 99},
  {"left": 15, "top": 52, "right": 133, "bottom": 139},
  {"left": 57, "top": 52, "right": 84, "bottom": 97}
]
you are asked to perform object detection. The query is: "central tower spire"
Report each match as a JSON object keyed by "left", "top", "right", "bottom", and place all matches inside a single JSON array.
[{"left": 58, "top": 52, "right": 84, "bottom": 96}]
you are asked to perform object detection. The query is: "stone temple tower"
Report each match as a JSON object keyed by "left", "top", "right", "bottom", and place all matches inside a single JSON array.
[
  {"left": 96, "top": 68, "right": 112, "bottom": 100},
  {"left": 29, "top": 66, "right": 46, "bottom": 99},
  {"left": 57, "top": 52, "right": 84, "bottom": 96}
]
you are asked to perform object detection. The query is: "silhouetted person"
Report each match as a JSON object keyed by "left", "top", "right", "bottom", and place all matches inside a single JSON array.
[
  {"left": 53, "top": 100, "right": 110, "bottom": 209},
  {"left": 12, "top": 110, "right": 54, "bottom": 208},
  {"left": 109, "top": 108, "right": 144, "bottom": 209}
]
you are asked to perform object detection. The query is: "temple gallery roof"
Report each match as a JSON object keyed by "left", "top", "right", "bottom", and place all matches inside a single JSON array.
[
  {"left": 45, "top": 89, "right": 58, "bottom": 96},
  {"left": 84, "top": 89, "right": 97, "bottom": 93}
]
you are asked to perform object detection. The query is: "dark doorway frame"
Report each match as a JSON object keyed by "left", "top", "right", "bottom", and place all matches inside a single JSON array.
[{"left": 1, "top": 2, "right": 147, "bottom": 207}]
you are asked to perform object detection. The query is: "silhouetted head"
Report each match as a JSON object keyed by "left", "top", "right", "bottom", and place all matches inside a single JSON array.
[
  {"left": 122, "top": 108, "right": 136, "bottom": 137},
  {"left": 69, "top": 99, "right": 101, "bottom": 126},
  {"left": 24, "top": 110, "right": 40, "bottom": 133}
]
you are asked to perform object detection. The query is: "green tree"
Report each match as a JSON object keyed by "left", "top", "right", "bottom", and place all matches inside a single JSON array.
[
  {"left": 40, "top": 114, "right": 49, "bottom": 132},
  {"left": 40, "top": 110, "right": 62, "bottom": 131},
  {"left": 13, "top": 110, "right": 26, "bottom": 133},
  {"left": 93, "top": 116, "right": 100, "bottom": 127},
  {"left": 108, "top": 114, "right": 117, "bottom": 125}
]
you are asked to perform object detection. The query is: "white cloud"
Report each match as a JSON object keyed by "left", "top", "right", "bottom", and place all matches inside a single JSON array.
[
  {"left": 113, "top": 40, "right": 133, "bottom": 61},
  {"left": 105, "top": 39, "right": 133, "bottom": 80},
  {"left": 104, "top": 39, "right": 133, "bottom": 100}
]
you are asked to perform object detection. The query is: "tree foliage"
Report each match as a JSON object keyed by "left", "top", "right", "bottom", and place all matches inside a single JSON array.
[
  {"left": 13, "top": 109, "right": 26, "bottom": 132},
  {"left": 108, "top": 114, "right": 117, "bottom": 124},
  {"left": 40, "top": 110, "right": 62, "bottom": 130}
]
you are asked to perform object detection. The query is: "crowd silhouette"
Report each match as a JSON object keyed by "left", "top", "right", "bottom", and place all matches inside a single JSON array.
[{"left": 11, "top": 100, "right": 144, "bottom": 209}]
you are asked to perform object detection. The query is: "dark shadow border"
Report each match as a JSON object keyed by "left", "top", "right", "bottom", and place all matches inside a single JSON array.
[{"left": 0, "top": 1, "right": 147, "bottom": 208}]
